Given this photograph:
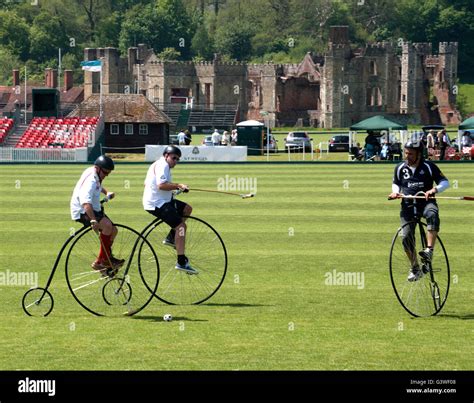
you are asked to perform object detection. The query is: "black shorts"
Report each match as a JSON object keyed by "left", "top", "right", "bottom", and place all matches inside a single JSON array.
[
  {"left": 76, "top": 210, "right": 106, "bottom": 227},
  {"left": 146, "top": 199, "right": 188, "bottom": 228},
  {"left": 400, "top": 201, "right": 440, "bottom": 232}
]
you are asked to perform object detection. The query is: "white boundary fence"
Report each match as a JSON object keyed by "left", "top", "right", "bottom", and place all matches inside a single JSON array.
[{"left": 0, "top": 147, "right": 88, "bottom": 162}]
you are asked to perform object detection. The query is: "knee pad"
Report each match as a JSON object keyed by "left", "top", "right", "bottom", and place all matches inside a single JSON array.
[{"left": 424, "top": 208, "right": 440, "bottom": 232}]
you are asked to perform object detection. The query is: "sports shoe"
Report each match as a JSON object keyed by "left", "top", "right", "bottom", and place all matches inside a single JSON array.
[
  {"left": 407, "top": 265, "right": 423, "bottom": 282},
  {"left": 110, "top": 256, "right": 125, "bottom": 268},
  {"left": 162, "top": 238, "right": 176, "bottom": 249},
  {"left": 91, "top": 260, "right": 113, "bottom": 277},
  {"left": 91, "top": 260, "right": 120, "bottom": 278},
  {"left": 175, "top": 261, "right": 199, "bottom": 275},
  {"left": 419, "top": 248, "right": 433, "bottom": 263}
]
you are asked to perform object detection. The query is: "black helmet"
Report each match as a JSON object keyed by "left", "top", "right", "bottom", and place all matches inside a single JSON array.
[
  {"left": 163, "top": 145, "right": 182, "bottom": 157},
  {"left": 404, "top": 140, "right": 424, "bottom": 151},
  {"left": 94, "top": 155, "right": 115, "bottom": 171}
]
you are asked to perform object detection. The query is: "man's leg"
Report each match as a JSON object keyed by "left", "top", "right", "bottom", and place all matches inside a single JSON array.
[
  {"left": 419, "top": 202, "right": 440, "bottom": 262},
  {"left": 174, "top": 204, "right": 192, "bottom": 256}
]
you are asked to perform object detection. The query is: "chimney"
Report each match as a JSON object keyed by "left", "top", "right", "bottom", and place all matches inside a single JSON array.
[
  {"left": 13, "top": 69, "right": 20, "bottom": 87},
  {"left": 51, "top": 69, "right": 58, "bottom": 89},
  {"left": 64, "top": 70, "right": 73, "bottom": 91},
  {"left": 45, "top": 68, "right": 58, "bottom": 88},
  {"left": 45, "top": 68, "right": 51, "bottom": 87}
]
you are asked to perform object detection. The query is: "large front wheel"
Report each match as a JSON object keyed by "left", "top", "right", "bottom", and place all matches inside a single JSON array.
[
  {"left": 389, "top": 221, "right": 450, "bottom": 317},
  {"left": 65, "top": 224, "right": 159, "bottom": 316},
  {"left": 141, "top": 216, "right": 227, "bottom": 305}
]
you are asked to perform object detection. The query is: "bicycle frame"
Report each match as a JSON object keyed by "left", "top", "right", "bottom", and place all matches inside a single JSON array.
[{"left": 35, "top": 225, "right": 89, "bottom": 304}]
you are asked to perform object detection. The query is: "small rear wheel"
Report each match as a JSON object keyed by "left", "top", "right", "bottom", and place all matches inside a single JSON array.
[{"left": 22, "top": 287, "right": 54, "bottom": 317}]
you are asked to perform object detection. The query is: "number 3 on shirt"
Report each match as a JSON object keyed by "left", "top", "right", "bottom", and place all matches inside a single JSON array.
[{"left": 402, "top": 168, "right": 411, "bottom": 180}]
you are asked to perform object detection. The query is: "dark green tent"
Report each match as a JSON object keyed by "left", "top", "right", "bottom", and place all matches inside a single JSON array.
[
  {"left": 459, "top": 117, "right": 474, "bottom": 130},
  {"left": 350, "top": 115, "right": 407, "bottom": 131}
]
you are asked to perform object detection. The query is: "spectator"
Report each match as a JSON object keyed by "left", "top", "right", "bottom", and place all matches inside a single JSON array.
[
  {"left": 380, "top": 141, "right": 391, "bottom": 160},
  {"left": 461, "top": 131, "right": 472, "bottom": 159},
  {"left": 221, "top": 131, "right": 230, "bottom": 146},
  {"left": 438, "top": 130, "right": 449, "bottom": 160},
  {"left": 177, "top": 130, "right": 186, "bottom": 145},
  {"left": 364, "top": 131, "right": 378, "bottom": 160},
  {"left": 350, "top": 142, "right": 363, "bottom": 161},
  {"left": 426, "top": 130, "right": 435, "bottom": 158},
  {"left": 211, "top": 129, "right": 221, "bottom": 146},
  {"left": 184, "top": 130, "right": 192, "bottom": 145},
  {"left": 461, "top": 131, "right": 472, "bottom": 148},
  {"left": 231, "top": 129, "right": 238, "bottom": 145}
]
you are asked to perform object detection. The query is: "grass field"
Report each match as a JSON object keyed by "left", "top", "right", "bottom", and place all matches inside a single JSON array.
[{"left": 0, "top": 162, "right": 473, "bottom": 370}]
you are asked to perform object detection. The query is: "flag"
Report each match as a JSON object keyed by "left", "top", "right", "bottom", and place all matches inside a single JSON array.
[{"left": 81, "top": 60, "right": 102, "bottom": 72}]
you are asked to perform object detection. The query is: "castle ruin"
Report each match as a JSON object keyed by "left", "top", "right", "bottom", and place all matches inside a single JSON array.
[{"left": 83, "top": 26, "right": 459, "bottom": 129}]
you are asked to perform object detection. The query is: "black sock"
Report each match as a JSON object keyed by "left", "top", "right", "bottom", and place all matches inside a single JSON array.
[
  {"left": 178, "top": 255, "right": 187, "bottom": 266},
  {"left": 167, "top": 229, "right": 176, "bottom": 241}
]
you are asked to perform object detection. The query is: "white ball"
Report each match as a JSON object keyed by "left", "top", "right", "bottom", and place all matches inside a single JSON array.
[{"left": 163, "top": 314, "right": 173, "bottom": 322}]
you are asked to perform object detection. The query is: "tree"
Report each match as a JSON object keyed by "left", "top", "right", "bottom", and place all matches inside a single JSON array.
[
  {"left": 215, "top": 22, "right": 253, "bottom": 60},
  {"left": 157, "top": 47, "right": 181, "bottom": 60},
  {"left": 119, "top": 0, "right": 195, "bottom": 59},
  {"left": 0, "top": 11, "right": 30, "bottom": 61},
  {"left": 0, "top": 46, "right": 21, "bottom": 85},
  {"left": 191, "top": 23, "right": 214, "bottom": 59},
  {"left": 29, "top": 12, "right": 69, "bottom": 63}
]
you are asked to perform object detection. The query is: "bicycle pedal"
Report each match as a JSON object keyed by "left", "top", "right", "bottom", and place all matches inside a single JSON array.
[{"left": 422, "top": 265, "right": 430, "bottom": 274}]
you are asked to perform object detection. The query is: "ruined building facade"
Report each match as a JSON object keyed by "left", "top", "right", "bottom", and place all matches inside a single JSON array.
[{"left": 83, "top": 26, "right": 459, "bottom": 128}]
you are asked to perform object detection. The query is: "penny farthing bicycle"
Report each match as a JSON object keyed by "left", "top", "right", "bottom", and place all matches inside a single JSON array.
[
  {"left": 22, "top": 199, "right": 159, "bottom": 317},
  {"left": 137, "top": 189, "right": 232, "bottom": 305},
  {"left": 389, "top": 192, "right": 450, "bottom": 317}
]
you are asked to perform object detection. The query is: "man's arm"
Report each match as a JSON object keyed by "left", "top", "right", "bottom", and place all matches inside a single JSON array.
[
  {"left": 425, "top": 163, "right": 449, "bottom": 199},
  {"left": 82, "top": 203, "right": 100, "bottom": 230},
  {"left": 388, "top": 164, "right": 402, "bottom": 199},
  {"left": 158, "top": 182, "right": 189, "bottom": 192}
]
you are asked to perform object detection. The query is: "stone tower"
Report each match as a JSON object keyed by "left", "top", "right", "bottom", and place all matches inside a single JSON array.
[
  {"left": 400, "top": 43, "right": 431, "bottom": 119},
  {"left": 321, "top": 26, "right": 351, "bottom": 128}
]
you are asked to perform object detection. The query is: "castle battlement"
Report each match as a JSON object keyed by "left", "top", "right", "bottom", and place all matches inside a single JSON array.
[{"left": 439, "top": 42, "right": 458, "bottom": 53}]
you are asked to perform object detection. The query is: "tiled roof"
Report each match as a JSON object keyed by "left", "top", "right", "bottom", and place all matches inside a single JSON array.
[{"left": 70, "top": 94, "right": 171, "bottom": 124}]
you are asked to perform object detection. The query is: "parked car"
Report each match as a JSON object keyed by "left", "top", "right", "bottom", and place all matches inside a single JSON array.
[
  {"left": 263, "top": 133, "right": 278, "bottom": 153},
  {"left": 202, "top": 135, "right": 214, "bottom": 146},
  {"left": 328, "top": 135, "right": 350, "bottom": 152},
  {"left": 169, "top": 134, "right": 179, "bottom": 145},
  {"left": 285, "top": 131, "right": 312, "bottom": 152}
]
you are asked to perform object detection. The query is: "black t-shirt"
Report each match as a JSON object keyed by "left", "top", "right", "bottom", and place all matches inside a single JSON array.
[{"left": 393, "top": 160, "right": 448, "bottom": 207}]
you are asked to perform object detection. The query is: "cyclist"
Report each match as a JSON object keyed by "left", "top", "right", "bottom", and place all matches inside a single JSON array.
[
  {"left": 70, "top": 155, "right": 124, "bottom": 276},
  {"left": 388, "top": 140, "right": 450, "bottom": 281},
  {"left": 143, "top": 145, "right": 198, "bottom": 275}
]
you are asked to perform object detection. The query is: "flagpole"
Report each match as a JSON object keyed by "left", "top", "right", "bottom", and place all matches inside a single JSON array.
[
  {"left": 58, "top": 48, "right": 62, "bottom": 93},
  {"left": 99, "top": 60, "right": 103, "bottom": 117},
  {"left": 24, "top": 66, "right": 27, "bottom": 125}
]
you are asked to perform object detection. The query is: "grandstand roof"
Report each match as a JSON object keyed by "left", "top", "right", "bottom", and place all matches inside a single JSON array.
[{"left": 71, "top": 94, "right": 171, "bottom": 124}]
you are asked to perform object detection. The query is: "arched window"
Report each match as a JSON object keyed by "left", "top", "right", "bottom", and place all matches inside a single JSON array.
[{"left": 370, "top": 60, "right": 377, "bottom": 76}]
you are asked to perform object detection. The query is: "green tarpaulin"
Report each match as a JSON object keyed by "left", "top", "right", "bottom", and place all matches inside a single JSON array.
[
  {"left": 350, "top": 115, "right": 407, "bottom": 131},
  {"left": 459, "top": 117, "right": 474, "bottom": 130}
]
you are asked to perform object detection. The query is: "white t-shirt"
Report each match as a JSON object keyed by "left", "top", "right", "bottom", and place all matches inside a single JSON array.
[
  {"left": 70, "top": 166, "right": 102, "bottom": 220},
  {"left": 177, "top": 131, "right": 186, "bottom": 144},
  {"left": 211, "top": 131, "right": 221, "bottom": 144},
  {"left": 143, "top": 157, "right": 172, "bottom": 210}
]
